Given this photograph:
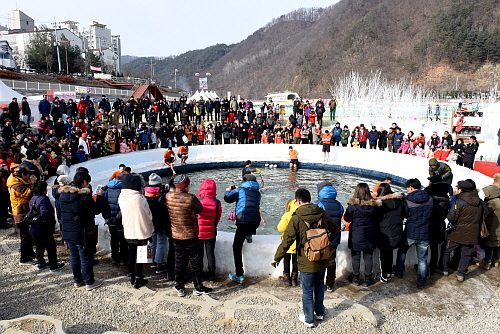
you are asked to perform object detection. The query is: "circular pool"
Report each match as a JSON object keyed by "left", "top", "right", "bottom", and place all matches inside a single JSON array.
[{"left": 162, "top": 167, "right": 406, "bottom": 235}]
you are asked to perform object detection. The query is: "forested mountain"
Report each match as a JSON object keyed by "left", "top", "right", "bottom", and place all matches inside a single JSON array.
[{"left": 124, "top": 0, "right": 500, "bottom": 98}]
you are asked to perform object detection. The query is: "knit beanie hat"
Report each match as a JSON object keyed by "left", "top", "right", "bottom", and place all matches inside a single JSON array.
[
  {"left": 149, "top": 173, "right": 162, "bottom": 186},
  {"left": 174, "top": 174, "right": 190, "bottom": 189},
  {"left": 56, "top": 165, "right": 70, "bottom": 176},
  {"left": 57, "top": 175, "right": 72, "bottom": 186},
  {"left": 120, "top": 173, "right": 142, "bottom": 191},
  {"left": 429, "top": 158, "right": 439, "bottom": 166}
]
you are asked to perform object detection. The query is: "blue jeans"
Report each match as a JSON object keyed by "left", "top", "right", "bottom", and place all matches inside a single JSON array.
[
  {"left": 300, "top": 269, "right": 326, "bottom": 323},
  {"left": 396, "top": 238, "right": 429, "bottom": 286},
  {"left": 151, "top": 231, "right": 167, "bottom": 264},
  {"left": 66, "top": 242, "right": 94, "bottom": 285}
]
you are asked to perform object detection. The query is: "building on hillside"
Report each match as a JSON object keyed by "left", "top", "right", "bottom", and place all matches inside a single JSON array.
[{"left": 0, "top": 40, "right": 16, "bottom": 69}]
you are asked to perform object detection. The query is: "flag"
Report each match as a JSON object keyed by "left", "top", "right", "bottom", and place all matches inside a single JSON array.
[{"left": 90, "top": 66, "right": 102, "bottom": 72}]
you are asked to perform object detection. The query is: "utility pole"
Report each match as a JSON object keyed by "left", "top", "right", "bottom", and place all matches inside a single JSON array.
[
  {"left": 61, "top": 40, "right": 70, "bottom": 75},
  {"left": 52, "top": 18, "right": 62, "bottom": 73}
]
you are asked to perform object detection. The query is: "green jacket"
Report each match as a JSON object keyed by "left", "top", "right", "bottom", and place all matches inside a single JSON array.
[
  {"left": 340, "top": 130, "right": 350, "bottom": 145},
  {"left": 274, "top": 203, "right": 340, "bottom": 273},
  {"left": 480, "top": 185, "right": 500, "bottom": 248}
]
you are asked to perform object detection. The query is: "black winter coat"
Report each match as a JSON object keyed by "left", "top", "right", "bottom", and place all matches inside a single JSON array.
[
  {"left": 59, "top": 185, "right": 104, "bottom": 244},
  {"left": 378, "top": 131, "right": 388, "bottom": 148},
  {"left": 344, "top": 198, "right": 382, "bottom": 252},
  {"left": 376, "top": 193, "right": 405, "bottom": 249},
  {"left": 463, "top": 142, "right": 479, "bottom": 164}
]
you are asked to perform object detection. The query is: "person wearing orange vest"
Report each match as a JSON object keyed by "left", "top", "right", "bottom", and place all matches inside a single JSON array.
[
  {"left": 177, "top": 145, "right": 189, "bottom": 165},
  {"left": 289, "top": 146, "right": 298, "bottom": 169},
  {"left": 321, "top": 130, "right": 333, "bottom": 162},
  {"left": 163, "top": 147, "right": 177, "bottom": 174}
]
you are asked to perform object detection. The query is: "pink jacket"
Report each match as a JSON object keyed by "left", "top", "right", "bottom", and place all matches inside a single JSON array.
[
  {"left": 398, "top": 141, "right": 411, "bottom": 154},
  {"left": 197, "top": 179, "right": 222, "bottom": 240},
  {"left": 119, "top": 142, "right": 131, "bottom": 153}
]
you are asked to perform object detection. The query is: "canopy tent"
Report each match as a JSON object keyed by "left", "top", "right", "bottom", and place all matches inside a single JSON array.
[
  {"left": 0, "top": 80, "right": 40, "bottom": 124},
  {"left": 478, "top": 101, "right": 500, "bottom": 142},
  {"left": 188, "top": 90, "right": 220, "bottom": 101}
]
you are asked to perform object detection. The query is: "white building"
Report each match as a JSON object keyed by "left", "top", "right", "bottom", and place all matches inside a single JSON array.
[
  {"left": 0, "top": 11, "right": 122, "bottom": 74},
  {"left": 0, "top": 40, "right": 16, "bottom": 69}
]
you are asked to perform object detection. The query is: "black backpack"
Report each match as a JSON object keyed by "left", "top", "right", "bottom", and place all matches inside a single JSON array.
[{"left": 25, "top": 203, "right": 45, "bottom": 228}]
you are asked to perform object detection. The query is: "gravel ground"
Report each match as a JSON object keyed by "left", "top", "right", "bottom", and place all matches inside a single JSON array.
[{"left": 1, "top": 225, "right": 500, "bottom": 334}]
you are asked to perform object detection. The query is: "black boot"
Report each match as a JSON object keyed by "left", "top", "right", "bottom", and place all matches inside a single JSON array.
[
  {"left": 291, "top": 272, "right": 299, "bottom": 286},
  {"left": 348, "top": 274, "right": 361, "bottom": 286},
  {"left": 133, "top": 277, "right": 148, "bottom": 289},
  {"left": 363, "top": 274, "right": 374, "bottom": 287}
]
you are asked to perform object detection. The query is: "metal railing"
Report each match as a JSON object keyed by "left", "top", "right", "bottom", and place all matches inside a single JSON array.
[{"left": 1, "top": 79, "right": 135, "bottom": 97}]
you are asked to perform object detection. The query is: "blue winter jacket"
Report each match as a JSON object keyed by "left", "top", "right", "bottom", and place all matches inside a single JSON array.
[
  {"left": 102, "top": 180, "right": 122, "bottom": 222},
  {"left": 224, "top": 181, "right": 261, "bottom": 225},
  {"left": 393, "top": 132, "right": 405, "bottom": 147},
  {"left": 368, "top": 130, "right": 379, "bottom": 146},
  {"left": 136, "top": 128, "right": 151, "bottom": 144},
  {"left": 314, "top": 186, "right": 344, "bottom": 246},
  {"left": 333, "top": 127, "right": 342, "bottom": 142},
  {"left": 404, "top": 189, "right": 433, "bottom": 241}
]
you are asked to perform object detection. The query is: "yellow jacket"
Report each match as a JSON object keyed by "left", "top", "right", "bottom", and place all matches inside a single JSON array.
[
  {"left": 277, "top": 199, "right": 298, "bottom": 254},
  {"left": 7, "top": 174, "right": 32, "bottom": 223}
]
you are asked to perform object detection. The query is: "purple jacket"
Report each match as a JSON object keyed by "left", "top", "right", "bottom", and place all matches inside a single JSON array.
[{"left": 28, "top": 194, "right": 56, "bottom": 236}]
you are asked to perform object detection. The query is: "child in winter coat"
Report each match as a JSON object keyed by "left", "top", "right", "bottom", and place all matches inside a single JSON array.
[
  {"left": 119, "top": 138, "right": 131, "bottom": 153},
  {"left": 277, "top": 199, "right": 299, "bottom": 286},
  {"left": 397, "top": 138, "right": 411, "bottom": 154},
  {"left": 29, "top": 181, "right": 65, "bottom": 271},
  {"left": 197, "top": 179, "right": 222, "bottom": 281},
  {"left": 414, "top": 142, "right": 426, "bottom": 157},
  {"left": 129, "top": 138, "right": 139, "bottom": 152},
  {"left": 261, "top": 131, "right": 270, "bottom": 144},
  {"left": 76, "top": 145, "right": 87, "bottom": 163}
]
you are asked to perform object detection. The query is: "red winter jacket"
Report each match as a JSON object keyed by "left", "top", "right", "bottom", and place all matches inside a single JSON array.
[
  {"left": 197, "top": 179, "right": 222, "bottom": 240},
  {"left": 358, "top": 130, "right": 368, "bottom": 142}
]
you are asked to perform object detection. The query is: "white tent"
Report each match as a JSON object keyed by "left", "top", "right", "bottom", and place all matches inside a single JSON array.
[
  {"left": 479, "top": 101, "right": 500, "bottom": 142},
  {"left": 0, "top": 80, "right": 40, "bottom": 124}
]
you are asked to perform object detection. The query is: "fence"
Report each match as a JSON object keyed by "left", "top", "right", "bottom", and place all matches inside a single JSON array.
[{"left": 1, "top": 79, "right": 135, "bottom": 97}]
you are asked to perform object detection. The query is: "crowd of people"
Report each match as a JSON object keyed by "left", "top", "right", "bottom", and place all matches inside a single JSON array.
[{"left": 1, "top": 92, "right": 498, "bottom": 328}]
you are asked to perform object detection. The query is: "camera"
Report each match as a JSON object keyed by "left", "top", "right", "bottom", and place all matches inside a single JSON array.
[
  {"left": 445, "top": 223, "right": 456, "bottom": 234},
  {"left": 230, "top": 185, "right": 236, "bottom": 190}
]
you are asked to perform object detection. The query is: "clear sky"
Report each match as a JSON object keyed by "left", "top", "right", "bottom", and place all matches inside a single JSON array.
[{"left": 1, "top": 0, "right": 338, "bottom": 57}]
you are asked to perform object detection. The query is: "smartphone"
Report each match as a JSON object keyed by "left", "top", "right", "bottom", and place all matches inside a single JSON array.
[{"left": 95, "top": 185, "right": 103, "bottom": 194}]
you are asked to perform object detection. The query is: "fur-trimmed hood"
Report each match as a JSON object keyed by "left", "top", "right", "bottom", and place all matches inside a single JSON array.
[
  {"left": 376, "top": 192, "right": 404, "bottom": 201},
  {"left": 58, "top": 185, "right": 91, "bottom": 195},
  {"left": 348, "top": 198, "right": 382, "bottom": 207}
]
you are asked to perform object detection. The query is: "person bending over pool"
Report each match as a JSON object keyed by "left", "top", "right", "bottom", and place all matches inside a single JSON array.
[
  {"left": 163, "top": 147, "right": 177, "bottom": 174},
  {"left": 224, "top": 174, "right": 262, "bottom": 284},
  {"left": 177, "top": 145, "right": 189, "bottom": 165}
]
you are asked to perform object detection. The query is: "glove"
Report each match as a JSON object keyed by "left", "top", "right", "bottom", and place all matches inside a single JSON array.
[
  {"left": 271, "top": 261, "right": 279, "bottom": 268},
  {"left": 256, "top": 168, "right": 261, "bottom": 174}
]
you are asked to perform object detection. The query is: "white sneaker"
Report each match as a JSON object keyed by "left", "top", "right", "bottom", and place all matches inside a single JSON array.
[
  {"left": 176, "top": 288, "right": 185, "bottom": 297},
  {"left": 298, "top": 314, "right": 315, "bottom": 328}
]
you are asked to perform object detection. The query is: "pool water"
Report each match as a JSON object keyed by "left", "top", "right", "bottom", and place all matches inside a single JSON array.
[{"left": 162, "top": 167, "right": 406, "bottom": 235}]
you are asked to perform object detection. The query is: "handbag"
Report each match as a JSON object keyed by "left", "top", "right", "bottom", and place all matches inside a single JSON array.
[
  {"left": 25, "top": 203, "right": 45, "bottom": 228},
  {"left": 480, "top": 220, "right": 490, "bottom": 238}
]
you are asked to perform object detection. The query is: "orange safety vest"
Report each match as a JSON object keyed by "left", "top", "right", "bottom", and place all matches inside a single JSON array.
[
  {"left": 322, "top": 134, "right": 332, "bottom": 144},
  {"left": 289, "top": 150, "right": 298, "bottom": 160}
]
